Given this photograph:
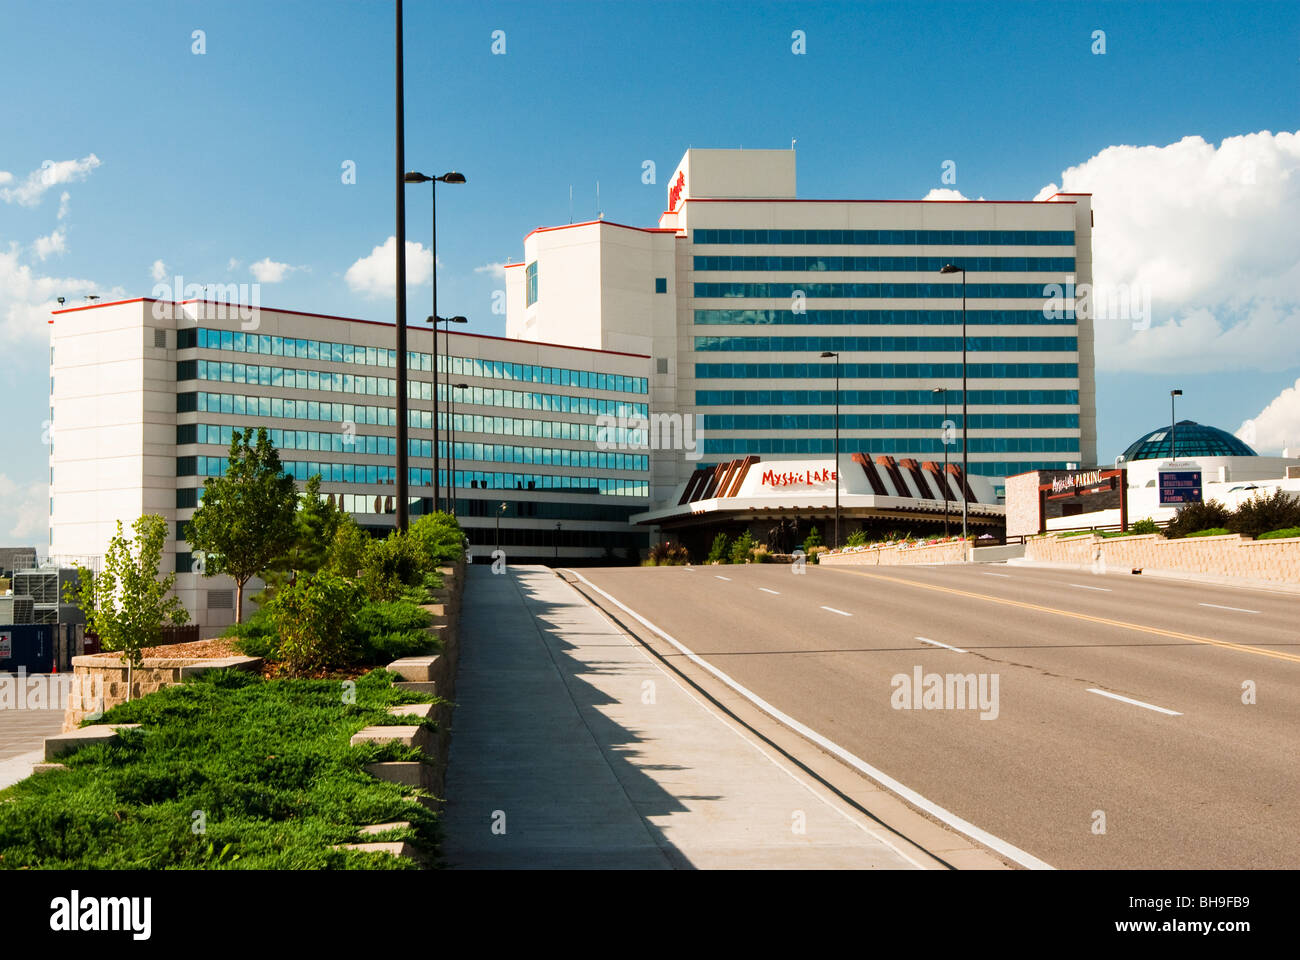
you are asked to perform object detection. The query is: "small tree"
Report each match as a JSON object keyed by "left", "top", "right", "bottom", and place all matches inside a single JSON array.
[
  {"left": 270, "top": 571, "right": 361, "bottom": 676},
  {"left": 258, "top": 475, "right": 345, "bottom": 604},
  {"left": 63, "top": 515, "right": 189, "bottom": 699},
  {"left": 706, "top": 532, "right": 731, "bottom": 565},
  {"left": 729, "top": 531, "right": 757, "bottom": 564},
  {"left": 325, "top": 514, "right": 372, "bottom": 579},
  {"left": 186, "top": 427, "right": 300, "bottom": 622},
  {"left": 803, "top": 526, "right": 824, "bottom": 551}
]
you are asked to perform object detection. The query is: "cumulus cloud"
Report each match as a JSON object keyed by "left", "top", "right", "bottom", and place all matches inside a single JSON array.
[
  {"left": 344, "top": 236, "right": 434, "bottom": 298},
  {"left": 474, "top": 261, "right": 508, "bottom": 279},
  {"left": 1036, "top": 130, "right": 1300, "bottom": 373},
  {"left": 0, "top": 154, "right": 102, "bottom": 206},
  {"left": 0, "top": 242, "right": 119, "bottom": 344},
  {"left": 151, "top": 259, "right": 168, "bottom": 282},
  {"left": 0, "top": 473, "right": 47, "bottom": 540},
  {"left": 0, "top": 171, "right": 12, "bottom": 185},
  {"left": 226, "top": 257, "right": 241, "bottom": 271},
  {"left": 57, "top": 191, "right": 70, "bottom": 220},
  {"left": 922, "top": 188, "right": 984, "bottom": 201},
  {"left": 34, "top": 229, "right": 67, "bottom": 260},
  {"left": 1238, "top": 377, "right": 1300, "bottom": 456},
  {"left": 245, "top": 256, "right": 304, "bottom": 282}
]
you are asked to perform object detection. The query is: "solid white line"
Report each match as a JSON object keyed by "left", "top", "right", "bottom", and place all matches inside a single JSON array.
[
  {"left": 916, "top": 636, "right": 968, "bottom": 654},
  {"left": 1086, "top": 688, "right": 1182, "bottom": 716},
  {"left": 759, "top": 587, "right": 780, "bottom": 595},
  {"left": 563, "top": 568, "right": 1054, "bottom": 870},
  {"left": 1067, "top": 583, "right": 1112, "bottom": 592},
  {"left": 981, "top": 572, "right": 1012, "bottom": 578},
  {"left": 714, "top": 575, "right": 731, "bottom": 581},
  {"left": 821, "top": 605, "right": 852, "bottom": 617},
  {"left": 1198, "top": 602, "right": 1259, "bottom": 614}
]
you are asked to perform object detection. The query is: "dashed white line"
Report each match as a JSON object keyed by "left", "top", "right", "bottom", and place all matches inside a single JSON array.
[
  {"left": 981, "top": 572, "right": 1012, "bottom": 578},
  {"left": 759, "top": 587, "right": 780, "bottom": 595},
  {"left": 1086, "top": 688, "right": 1182, "bottom": 716},
  {"left": 916, "top": 636, "right": 968, "bottom": 654},
  {"left": 820, "top": 605, "right": 852, "bottom": 617},
  {"left": 1067, "top": 583, "right": 1112, "bottom": 592},
  {"left": 1198, "top": 602, "right": 1259, "bottom": 614},
  {"left": 714, "top": 575, "right": 731, "bottom": 581}
]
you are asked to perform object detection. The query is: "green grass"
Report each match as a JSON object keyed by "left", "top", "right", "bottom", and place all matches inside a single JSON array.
[
  {"left": 0, "top": 669, "right": 442, "bottom": 869},
  {"left": 1258, "top": 526, "right": 1300, "bottom": 540},
  {"left": 1186, "top": 527, "right": 1233, "bottom": 538}
]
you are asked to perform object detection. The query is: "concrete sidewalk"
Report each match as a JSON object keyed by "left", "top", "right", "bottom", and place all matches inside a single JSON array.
[
  {"left": 440, "top": 565, "right": 923, "bottom": 869},
  {"left": 0, "top": 677, "right": 70, "bottom": 791}
]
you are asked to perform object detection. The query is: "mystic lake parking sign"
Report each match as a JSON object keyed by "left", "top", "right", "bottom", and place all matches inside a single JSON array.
[{"left": 1159, "top": 467, "right": 1203, "bottom": 506}]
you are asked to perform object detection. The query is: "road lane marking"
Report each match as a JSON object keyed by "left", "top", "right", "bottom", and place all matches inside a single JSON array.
[
  {"left": 1198, "top": 602, "right": 1259, "bottom": 614},
  {"left": 917, "top": 636, "right": 967, "bottom": 654},
  {"left": 825, "top": 567, "right": 1300, "bottom": 665},
  {"left": 1067, "top": 583, "right": 1112, "bottom": 592},
  {"left": 981, "top": 572, "right": 1012, "bottom": 578},
  {"left": 821, "top": 605, "right": 852, "bottom": 617},
  {"left": 714, "top": 575, "right": 731, "bottom": 581},
  {"left": 759, "top": 587, "right": 780, "bottom": 595},
  {"left": 1086, "top": 688, "right": 1182, "bottom": 716},
  {"left": 563, "top": 568, "right": 1054, "bottom": 871}
]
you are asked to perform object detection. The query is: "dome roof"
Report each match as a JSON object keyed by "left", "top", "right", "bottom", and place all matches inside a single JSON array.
[{"left": 1119, "top": 421, "right": 1258, "bottom": 462}]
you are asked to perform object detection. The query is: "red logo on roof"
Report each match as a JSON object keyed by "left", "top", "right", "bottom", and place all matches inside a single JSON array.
[{"left": 668, "top": 171, "right": 686, "bottom": 210}]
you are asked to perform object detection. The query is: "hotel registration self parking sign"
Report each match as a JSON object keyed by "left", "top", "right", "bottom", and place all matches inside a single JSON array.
[{"left": 1158, "top": 462, "right": 1203, "bottom": 506}]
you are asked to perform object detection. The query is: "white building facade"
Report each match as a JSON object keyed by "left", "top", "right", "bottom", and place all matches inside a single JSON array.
[{"left": 506, "top": 147, "right": 1095, "bottom": 507}]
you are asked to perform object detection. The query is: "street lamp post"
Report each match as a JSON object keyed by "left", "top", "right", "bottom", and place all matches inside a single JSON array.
[
  {"left": 555, "top": 521, "right": 561, "bottom": 562},
  {"left": 394, "top": 0, "right": 408, "bottom": 530},
  {"left": 933, "top": 386, "right": 950, "bottom": 537},
  {"left": 819, "top": 350, "right": 840, "bottom": 550},
  {"left": 495, "top": 501, "right": 507, "bottom": 553},
  {"left": 939, "top": 264, "right": 968, "bottom": 543},
  {"left": 404, "top": 169, "right": 466, "bottom": 514},
  {"left": 449, "top": 382, "right": 469, "bottom": 517},
  {"left": 427, "top": 313, "right": 467, "bottom": 512},
  {"left": 1170, "top": 389, "right": 1183, "bottom": 462}
]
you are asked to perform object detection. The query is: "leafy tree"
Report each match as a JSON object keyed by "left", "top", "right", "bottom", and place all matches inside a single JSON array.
[
  {"left": 269, "top": 571, "right": 361, "bottom": 675},
  {"left": 803, "top": 526, "right": 824, "bottom": 551},
  {"left": 706, "top": 532, "right": 731, "bottom": 564},
  {"left": 729, "top": 531, "right": 756, "bottom": 564},
  {"left": 1228, "top": 489, "right": 1300, "bottom": 539},
  {"left": 258, "top": 475, "right": 346, "bottom": 605},
  {"left": 63, "top": 515, "right": 189, "bottom": 698},
  {"left": 186, "top": 427, "right": 299, "bottom": 622},
  {"left": 325, "top": 514, "right": 372, "bottom": 579}
]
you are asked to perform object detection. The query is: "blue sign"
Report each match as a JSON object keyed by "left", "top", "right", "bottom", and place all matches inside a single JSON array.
[{"left": 1159, "top": 470, "right": 1202, "bottom": 506}]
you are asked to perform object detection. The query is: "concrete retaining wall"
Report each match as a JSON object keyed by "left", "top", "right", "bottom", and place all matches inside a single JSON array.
[
  {"left": 1024, "top": 532, "right": 1300, "bottom": 584},
  {"left": 820, "top": 540, "right": 968, "bottom": 566}
]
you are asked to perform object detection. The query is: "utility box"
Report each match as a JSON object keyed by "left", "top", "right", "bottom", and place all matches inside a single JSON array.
[{"left": 0, "top": 624, "right": 55, "bottom": 673}]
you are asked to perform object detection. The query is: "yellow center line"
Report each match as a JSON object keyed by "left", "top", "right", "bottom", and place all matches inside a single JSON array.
[{"left": 825, "top": 567, "right": 1300, "bottom": 665}]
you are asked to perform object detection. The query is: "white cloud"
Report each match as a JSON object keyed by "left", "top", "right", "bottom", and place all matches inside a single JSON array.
[
  {"left": 249, "top": 257, "right": 303, "bottom": 284},
  {"left": 151, "top": 259, "right": 168, "bottom": 282},
  {"left": 922, "top": 188, "right": 984, "bottom": 201},
  {"left": 0, "top": 154, "right": 102, "bottom": 207},
  {"left": 57, "top": 191, "right": 70, "bottom": 220},
  {"left": 227, "top": 257, "right": 241, "bottom": 271},
  {"left": 474, "top": 261, "right": 507, "bottom": 279},
  {"left": 1037, "top": 130, "right": 1300, "bottom": 373},
  {"left": 0, "top": 473, "right": 47, "bottom": 540},
  {"left": 0, "top": 171, "right": 13, "bottom": 185},
  {"left": 344, "top": 236, "right": 434, "bottom": 298},
  {"left": 34, "top": 229, "right": 67, "bottom": 260},
  {"left": 1238, "top": 377, "right": 1300, "bottom": 456},
  {"left": 0, "top": 242, "right": 121, "bottom": 344}
]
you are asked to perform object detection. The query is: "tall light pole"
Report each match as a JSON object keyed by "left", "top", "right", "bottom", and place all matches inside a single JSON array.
[
  {"left": 405, "top": 169, "right": 466, "bottom": 513},
  {"left": 820, "top": 350, "right": 840, "bottom": 549},
  {"left": 449, "top": 382, "right": 469, "bottom": 517},
  {"left": 1170, "top": 389, "right": 1183, "bottom": 462},
  {"left": 555, "top": 521, "right": 562, "bottom": 562},
  {"left": 933, "top": 386, "right": 950, "bottom": 537},
  {"left": 426, "top": 313, "right": 467, "bottom": 512},
  {"left": 394, "top": 0, "right": 409, "bottom": 530},
  {"left": 495, "top": 501, "right": 507, "bottom": 553},
  {"left": 940, "top": 264, "right": 968, "bottom": 543}
]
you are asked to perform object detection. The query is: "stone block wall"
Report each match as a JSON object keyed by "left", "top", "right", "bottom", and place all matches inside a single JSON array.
[{"left": 1024, "top": 533, "right": 1300, "bottom": 584}]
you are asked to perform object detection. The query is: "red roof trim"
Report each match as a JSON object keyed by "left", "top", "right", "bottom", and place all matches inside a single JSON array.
[
  {"left": 681, "top": 197, "right": 1075, "bottom": 206},
  {"left": 523, "top": 219, "right": 680, "bottom": 241},
  {"left": 48, "top": 298, "right": 650, "bottom": 358}
]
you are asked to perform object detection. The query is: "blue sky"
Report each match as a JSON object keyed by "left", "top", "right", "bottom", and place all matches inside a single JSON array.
[{"left": 2, "top": 0, "right": 1299, "bottom": 539}]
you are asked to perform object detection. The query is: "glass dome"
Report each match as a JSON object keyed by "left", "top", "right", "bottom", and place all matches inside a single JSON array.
[{"left": 1119, "top": 421, "right": 1258, "bottom": 462}]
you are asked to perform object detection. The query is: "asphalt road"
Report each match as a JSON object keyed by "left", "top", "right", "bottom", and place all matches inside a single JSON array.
[{"left": 568, "top": 562, "right": 1300, "bottom": 869}]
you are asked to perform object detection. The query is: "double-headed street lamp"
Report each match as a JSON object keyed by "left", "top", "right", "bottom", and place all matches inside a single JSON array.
[
  {"left": 932, "top": 386, "right": 950, "bottom": 537},
  {"left": 405, "top": 169, "right": 466, "bottom": 516},
  {"left": 820, "top": 350, "right": 840, "bottom": 550},
  {"left": 426, "top": 313, "right": 467, "bottom": 512},
  {"left": 939, "top": 264, "right": 969, "bottom": 543}
]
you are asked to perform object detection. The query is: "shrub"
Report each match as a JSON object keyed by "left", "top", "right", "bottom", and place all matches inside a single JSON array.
[
  {"left": 225, "top": 606, "right": 280, "bottom": 660},
  {"left": 1187, "top": 527, "right": 1232, "bottom": 538},
  {"left": 844, "top": 530, "right": 869, "bottom": 548},
  {"left": 1258, "top": 526, "right": 1300, "bottom": 540},
  {"left": 752, "top": 544, "right": 772, "bottom": 563},
  {"left": 325, "top": 515, "right": 371, "bottom": 577},
  {"left": 647, "top": 541, "right": 691, "bottom": 566},
  {"left": 1162, "top": 499, "right": 1232, "bottom": 539},
  {"left": 1129, "top": 517, "right": 1160, "bottom": 535},
  {"left": 361, "top": 532, "right": 432, "bottom": 602},
  {"left": 729, "top": 531, "right": 757, "bottom": 564},
  {"left": 346, "top": 600, "right": 436, "bottom": 664},
  {"left": 408, "top": 512, "right": 465, "bottom": 568},
  {"left": 1229, "top": 489, "right": 1300, "bottom": 540},
  {"left": 269, "top": 571, "right": 362, "bottom": 675},
  {"left": 805, "top": 545, "right": 828, "bottom": 565},
  {"left": 706, "top": 532, "right": 731, "bottom": 564},
  {"left": 803, "top": 526, "right": 824, "bottom": 551}
]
